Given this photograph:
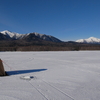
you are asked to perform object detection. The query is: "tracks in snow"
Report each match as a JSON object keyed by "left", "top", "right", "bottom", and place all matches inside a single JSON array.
[
  {"left": 42, "top": 80, "right": 74, "bottom": 100},
  {"left": 28, "top": 79, "right": 74, "bottom": 100},
  {"left": 28, "top": 81, "right": 49, "bottom": 100}
]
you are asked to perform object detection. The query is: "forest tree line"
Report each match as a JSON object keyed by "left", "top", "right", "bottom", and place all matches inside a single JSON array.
[{"left": 0, "top": 40, "right": 100, "bottom": 51}]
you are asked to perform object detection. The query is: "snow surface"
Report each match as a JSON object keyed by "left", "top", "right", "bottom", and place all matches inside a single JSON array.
[{"left": 0, "top": 51, "right": 100, "bottom": 100}]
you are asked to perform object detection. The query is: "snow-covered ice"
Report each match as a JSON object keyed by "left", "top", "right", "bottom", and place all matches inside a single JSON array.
[{"left": 0, "top": 51, "right": 100, "bottom": 100}]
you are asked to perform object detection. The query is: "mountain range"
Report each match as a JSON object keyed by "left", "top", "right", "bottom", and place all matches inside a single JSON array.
[
  {"left": 1, "top": 30, "right": 100, "bottom": 44},
  {"left": 0, "top": 30, "right": 100, "bottom": 51},
  {"left": 76, "top": 37, "right": 100, "bottom": 44},
  {"left": 0, "top": 30, "right": 62, "bottom": 42}
]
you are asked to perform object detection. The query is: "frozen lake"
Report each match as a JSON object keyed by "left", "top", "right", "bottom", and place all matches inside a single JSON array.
[{"left": 0, "top": 51, "right": 100, "bottom": 100}]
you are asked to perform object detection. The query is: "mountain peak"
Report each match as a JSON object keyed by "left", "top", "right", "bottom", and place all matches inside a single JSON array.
[
  {"left": 1, "top": 30, "right": 12, "bottom": 34},
  {"left": 1, "top": 30, "right": 16, "bottom": 34},
  {"left": 0, "top": 30, "right": 20, "bottom": 39},
  {"left": 89, "top": 37, "right": 95, "bottom": 39}
]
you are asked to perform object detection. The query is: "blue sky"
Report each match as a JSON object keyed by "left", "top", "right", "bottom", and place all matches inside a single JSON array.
[{"left": 0, "top": 0, "right": 100, "bottom": 41}]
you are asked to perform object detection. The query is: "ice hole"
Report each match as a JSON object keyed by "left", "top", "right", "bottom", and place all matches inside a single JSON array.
[{"left": 20, "top": 76, "right": 34, "bottom": 80}]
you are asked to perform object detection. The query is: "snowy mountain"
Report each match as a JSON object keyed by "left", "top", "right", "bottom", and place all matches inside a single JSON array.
[
  {"left": 76, "top": 37, "right": 100, "bottom": 44},
  {"left": 0, "top": 30, "right": 28, "bottom": 39},
  {"left": 0, "top": 30, "right": 62, "bottom": 42},
  {"left": 23, "top": 32, "right": 62, "bottom": 42}
]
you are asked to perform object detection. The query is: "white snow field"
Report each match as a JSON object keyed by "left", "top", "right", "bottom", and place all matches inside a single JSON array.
[{"left": 0, "top": 51, "right": 100, "bottom": 100}]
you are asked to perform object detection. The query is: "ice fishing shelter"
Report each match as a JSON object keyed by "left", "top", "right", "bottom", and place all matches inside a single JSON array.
[{"left": 0, "top": 59, "right": 6, "bottom": 76}]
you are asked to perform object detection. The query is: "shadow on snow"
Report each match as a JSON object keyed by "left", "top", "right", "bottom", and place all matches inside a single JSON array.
[{"left": 6, "top": 69, "right": 47, "bottom": 75}]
